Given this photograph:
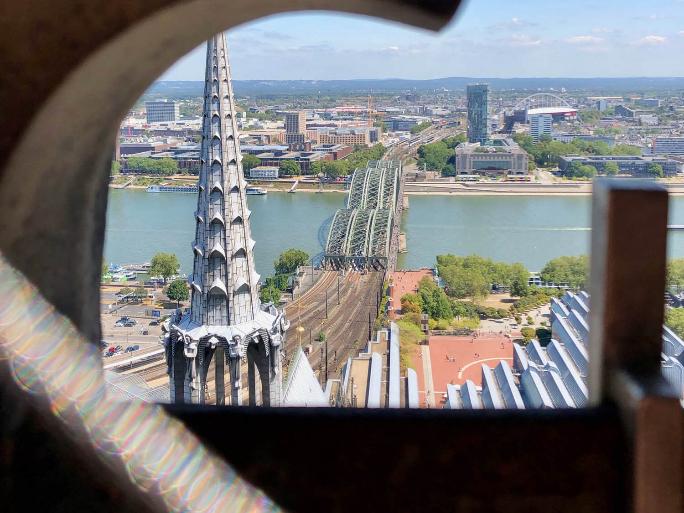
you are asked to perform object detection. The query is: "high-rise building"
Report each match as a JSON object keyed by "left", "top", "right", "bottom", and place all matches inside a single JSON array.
[
  {"left": 163, "top": 33, "right": 289, "bottom": 406},
  {"left": 466, "top": 84, "right": 489, "bottom": 144},
  {"left": 529, "top": 113, "right": 552, "bottom": 142},
  {"left": 145, "top": 100, "right": 179, "bottom": 123},
  {"left": 285, "top": 111, "right": 307, "bottom": 144}
]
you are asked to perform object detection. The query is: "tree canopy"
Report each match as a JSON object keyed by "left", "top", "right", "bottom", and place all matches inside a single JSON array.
[
  {"left": 278, "top": 160, "right": 301, "bottom": 176},
  {"left": 667, "top": 259, "right": 684, "bottom": 291},
  {"left": 604, "top": 161, "right": 620, "bottom": 176},
  {"left": 149, "top": 252, "right": 180, "bottom": 284},
  {"left": 647, "top": 162, "right": 664, "bottom": 178},
  {"left": 539, "top": 255, "right": 589, "bottom": 289},
  {"left": 274, "top": 249, "right": 309, "bottom": 275},
  {"left": 410, "top": 121, "right": 432, "bottom": 134},
  {"left": 166, "top": 279, "right": 189, "bottom": 306},
  {"left": 512, "top": 133, "right": 642, "bottom": 169},
  {"left": 241, "top": 154, "right": 261, "bottom": 173},
  {"left": 666, "top": 308, "right": 684, "bottom": 340},
  {"left": 565, "top": 161, "right": 597, "bottom": 179},
  {"left": 126, "top": 156, "right": 178, "bottom": 176},
  {"left": 259, "top": 285, "right": 282, "bottom": 305},
  {"left": 436, "top": 254, "right": 530, "bottom": 300}
]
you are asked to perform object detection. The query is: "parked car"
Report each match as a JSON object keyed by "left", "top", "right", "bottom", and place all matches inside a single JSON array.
[
  {"left": 114, "top": 320, "right": 125, "bottom": 327},
  {"left": 99, "top": 340, "right": 108, "bottom": 349},
  {"left": 123, "top": 320, "right": 136, "bottom": 327},
  {"left": 140, "top": 329, "right": 149, "bottom": 335},
  {"left": 114, "top": 345, "right": 122, "bottom": 352},
  {"left": 149, "top": 320, "right": 159, "bottom": 326},
  {"left": 125, "top": 345, "right": 135, "bottom": 353}
]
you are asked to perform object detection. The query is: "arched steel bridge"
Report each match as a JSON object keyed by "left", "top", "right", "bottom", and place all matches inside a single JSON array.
[
  {"left": 324, "top": 160, "right": 401, "bottom": 270},
  {"left": 512, "top": 92, "right": 575, "bottom": 112}
]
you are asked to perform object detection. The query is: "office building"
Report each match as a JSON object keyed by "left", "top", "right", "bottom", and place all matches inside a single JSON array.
[
  {"left": 558, "top": 155, "right": 680, "bottom": 177},
  {"left": 653, "top": 137, "right": 684, "bottom": 155},
  {"left": 614, "top": 105, "right": 635, "bottom": 118},
  {"left": 145, "top": 100, "right": 179, "bottom": 123},
  {"left": 249, "top": 166, "right": 279, "bottom": 179},
  {"left": 529, "top": 113, "right": 552, "bottom": 142},
  {"left": 466, "top": 84, "right": 489, "bottom": 144},
  {"left": 636, "top": 98, "right": 661, "bottom": 108},
  {"left": 454, "top": 138, "right": 528, "bottom": 178},
  {"left": 317, "top": 128, "right": 371, "bottom": 146},
  {"left": 285, "top": 111, "right": 307, "bottom": 144}
]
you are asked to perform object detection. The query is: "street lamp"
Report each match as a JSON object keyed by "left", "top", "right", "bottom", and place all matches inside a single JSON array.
[{"left": 296, "top": 325, "right": 305, "bottom": 347}]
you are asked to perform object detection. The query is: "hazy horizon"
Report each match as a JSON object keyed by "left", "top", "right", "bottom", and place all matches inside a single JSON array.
[{"left": 161, "top": 1, "right": 684, "bottom": 81}]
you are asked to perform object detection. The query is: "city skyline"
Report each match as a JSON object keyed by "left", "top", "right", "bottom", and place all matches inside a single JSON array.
[{"left": 162, "top": 0, "right": 684, "bottom": 81}]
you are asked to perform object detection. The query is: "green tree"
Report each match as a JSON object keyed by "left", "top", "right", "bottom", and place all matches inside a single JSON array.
[
  {"left": 149, "top": 252, "right": 180, "bottom": 284},
  {"left": 400, "top": 293, "right": 422, "bottom": 314},
  {"left": 667, "top": 259, "right": 684, "bottom": 291},
  {"left": 666, "top": 308, "right": 684, "bottom": 339},
  {"left": 604, "top": 161, "right": 620, "bottom": 176},
  {"left": 536, "top": 327, "right": 552, "bottom": 346},
  {"left": 274, "top": 249, "right": 309, "bottom": 275},
  {"left": 417, "top": 277, "right": 453, "bottom": 320},
  {"left": 111, "top": 160, "right": 121, "bottom": 175},
  {"left": 241, "top": 154, "right": 261, "bottom": 173},
  {"left": 417, "top": 141, "right": 452, "bottom": 173},
  {"left": 520, "top": 327, "right": 536, "bottom": 343},
  {"left": 647, "top": 162, "right": 664, "bottom": 178},
  {"left": 410, "top": 121, "right": 432, "bottom": 134},
  {"left": 279, "top": 160, "right": 301, "bottom": 176},
  {"left": 316, "top": 331, "right": 326, "bottom": 342},
  {"left": 120, "top": 287, "right": 133, "bottom": 296},
  {"left": 166, "top": 279, "right": 189, "bottom": 307},
  {"left": 259, "top": 285, "right": 282, "bottom": 305},
  {"left": 540, "top": 255, "right": 589, "bottom": 289},
  {"left": 509, "top": 263, "right": 530, "bottom": 297}
]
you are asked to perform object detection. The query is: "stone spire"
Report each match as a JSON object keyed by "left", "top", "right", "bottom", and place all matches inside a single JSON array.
[
  {"left": 190, "top": 31, "right": 260, "bottom": 326},
  {"left": 163, "top": 33, "right": 289, "bottom": 407}
]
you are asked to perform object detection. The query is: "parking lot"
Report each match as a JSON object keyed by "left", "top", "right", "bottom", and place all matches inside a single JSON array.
[{"left": 100, "top": 287, "right": 177, "bottom": 358}]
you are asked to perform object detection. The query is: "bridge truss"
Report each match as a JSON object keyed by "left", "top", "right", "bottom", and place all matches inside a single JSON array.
[{"left": 324, "top": 160, "right": 401, "bottom": 271}]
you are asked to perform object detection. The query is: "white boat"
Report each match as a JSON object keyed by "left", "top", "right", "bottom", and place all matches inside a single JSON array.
[
  {"left": 147, "top": 184, "right": 199, "bottom": 193},
  {"left": 246, "top": 186, "right": 267, "bottom": 195}
]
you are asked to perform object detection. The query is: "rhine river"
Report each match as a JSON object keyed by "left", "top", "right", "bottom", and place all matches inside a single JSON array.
[{"left": 105, "top": 189, "right": 684, "bottom": 276}]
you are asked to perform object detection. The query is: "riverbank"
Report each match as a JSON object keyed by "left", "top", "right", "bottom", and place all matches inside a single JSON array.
[{"left": 404, "top": 181, "right": 684, "bottom": 196}]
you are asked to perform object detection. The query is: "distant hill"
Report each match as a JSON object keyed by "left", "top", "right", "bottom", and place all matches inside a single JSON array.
[{"left": 143, "top": 77, "right": 684, "bottom": 99}]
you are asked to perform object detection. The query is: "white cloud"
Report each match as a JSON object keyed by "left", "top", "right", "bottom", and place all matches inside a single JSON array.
[
  {"left": 592, "top": 27, "right": 613, "bottom": 34},
  {"left": 679, "top": 30, "right": 684, "bottom": 36},
  {"left": 505, "top": 34, "right": 542, "bottom": 47},
  {"left": 491, "top": 17, "right": 536, "bottom": 30},
  {"left": 634, "top": 35, "right": 667, "bottom": 45},
  {"left": 566, "top": 35, "right": 604, "bottom": 44}
]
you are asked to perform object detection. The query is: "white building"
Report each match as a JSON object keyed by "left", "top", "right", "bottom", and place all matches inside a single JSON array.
[
  {"left": 249, "top": 166, "right": 279, "bottom": 180},
  {"left": 529, "top": 113, "right": 552, "bottom": 142}
]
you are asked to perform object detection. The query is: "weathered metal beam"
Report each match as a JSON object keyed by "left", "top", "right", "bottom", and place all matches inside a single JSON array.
[
  {"left": 589, "top": 179, "right": 683, "bottom": 513},
  {"left": 167, "top": 404, "right": 628, "bottom": 513}
]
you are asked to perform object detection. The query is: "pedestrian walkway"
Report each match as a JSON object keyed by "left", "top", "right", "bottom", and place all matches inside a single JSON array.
[{"left": 421, "top": 344, "right": 435, "bottom": 408}]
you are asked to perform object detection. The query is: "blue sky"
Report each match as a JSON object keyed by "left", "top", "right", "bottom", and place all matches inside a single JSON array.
[{"left": 162, "top": 0, "right": 684, "bottom": 80}]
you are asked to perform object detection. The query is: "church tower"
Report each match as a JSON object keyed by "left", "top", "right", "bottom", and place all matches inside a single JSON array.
[{"left": 164, "top": 33, "right": 288, "bottom": 406}]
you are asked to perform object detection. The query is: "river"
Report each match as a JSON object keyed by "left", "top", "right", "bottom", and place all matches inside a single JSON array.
[{"left": 104, "top": 189, "right": 684, "bottom": 275}]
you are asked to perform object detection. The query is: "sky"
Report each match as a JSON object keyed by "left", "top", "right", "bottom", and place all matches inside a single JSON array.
[{"left": 161, "top": 0, "right": 684, "bottom": 80}]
